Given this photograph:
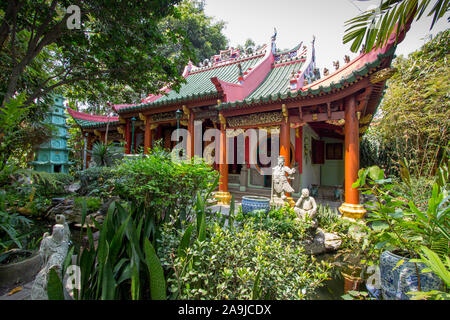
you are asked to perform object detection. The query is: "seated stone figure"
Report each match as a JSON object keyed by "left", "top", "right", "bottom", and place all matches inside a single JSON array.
[{"left": 294, "top": 188, "right": 318, "bottom": 227}]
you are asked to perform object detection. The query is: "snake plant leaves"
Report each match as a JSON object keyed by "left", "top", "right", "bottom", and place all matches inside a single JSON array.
[
  {"left": 47, "top": 268, "right": 65, "bottom": 300},
  {"left": 144, "top": 238, "right": 166, "bottom": 300},
  {"left": 178, "top": 224, "right": 193, "bottom": 258},
  {"left": 101, "top": 244, "right": 117, "bottom": 300}
]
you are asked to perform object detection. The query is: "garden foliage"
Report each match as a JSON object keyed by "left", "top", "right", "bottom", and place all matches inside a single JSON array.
[{"left": 360, "top": 30, "right": 449, "bottom": 177}]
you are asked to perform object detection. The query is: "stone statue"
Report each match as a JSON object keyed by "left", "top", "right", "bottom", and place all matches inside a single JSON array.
[
  {"left": 271, "top": 156, "right": 295, "bottom": 206},
  {"left": 294, "top": 188, "right": 318, "bottom": 228},
  {"left": 31, "top": 221, "right": 70, "bottom": 300}
]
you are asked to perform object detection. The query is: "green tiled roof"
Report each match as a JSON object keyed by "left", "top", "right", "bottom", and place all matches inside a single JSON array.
[
  {"left": 247, "top": 58, "right": 305, "bottom": 100},
  {"left": 118, "top": 53, "right": 265, "bottom": 113}
]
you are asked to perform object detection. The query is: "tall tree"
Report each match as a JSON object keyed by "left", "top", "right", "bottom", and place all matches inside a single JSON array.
[
  {"left": 344, "top": 0, "right": 449, "bottom": 53},
  {"left": 161, "top": 0, "right": 228, "bottom": 65},
  {"left": 0, "top": 0, "right": 192, "bottom": 110}
]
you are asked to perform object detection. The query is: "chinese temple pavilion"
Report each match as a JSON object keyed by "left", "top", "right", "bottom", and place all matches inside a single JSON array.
[
  {"left": 68, "top": 26, "right": 410, "bottom": 219},
  {"left": 31, "top": 95, "right": 72, "bottom": 173}
]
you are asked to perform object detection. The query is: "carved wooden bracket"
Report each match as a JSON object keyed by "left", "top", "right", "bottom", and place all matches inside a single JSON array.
[
  {"left": 117, "top": 126, "right": 125, "bottom": 138},
  {"left": 182, "top": 105, "right": 190, "bottom": 119},
  {"left": 219, "top": 113, "right": 227, "bottom": 129},
  {"left": 282, "top": 104, "right": 288, "bottom": 123}
]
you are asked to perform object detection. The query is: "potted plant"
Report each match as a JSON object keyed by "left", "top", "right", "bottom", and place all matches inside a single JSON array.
[{"left": 353, "top": 162, "right": 448, "bottom": 299}]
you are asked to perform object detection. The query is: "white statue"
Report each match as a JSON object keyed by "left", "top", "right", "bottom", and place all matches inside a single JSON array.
[
  {"left": 294, "top": 188, "right": 318, "bottom": 228},
  {"left": 31, "top": 222, "right": 69, "bottom": 300},
  {"left": 55, "top": 214, "right": 70, "bottom": 242},
  {"left": 271, "top": 156, "right": 296, "bottom": 206}
]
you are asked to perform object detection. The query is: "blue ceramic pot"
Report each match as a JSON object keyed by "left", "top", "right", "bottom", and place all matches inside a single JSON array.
[
  {"left": 379, "top": 250, "right": 443, "bottom": 300},
  {"left": 241, "top": 196, "right": 270, "bottom": 214}
]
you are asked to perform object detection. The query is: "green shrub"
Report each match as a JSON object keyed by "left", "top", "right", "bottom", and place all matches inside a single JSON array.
[
  {"left": 74, "top": 196, "right": 102, "bottom": 213},
  {"left": 34, "top": 172, "right": 74, "bottom": 197},
  {"left": 159, "top": 220, "right": 331, "bottom": 300},
  {"left": 237, "top": 206, "right": 312, "bottom": 240},
  {"left": 0, "top": 190, "right": 32, "bottom": 251},
  {"left": 114, "top": 146, "right": 217, "bottom": 222},
  {"left": 76, "top": 166, "right": 116, "bottom": 198}
]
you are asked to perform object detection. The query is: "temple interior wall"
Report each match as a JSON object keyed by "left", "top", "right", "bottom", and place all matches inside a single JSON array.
[
  {"left": 320, "top": 137, "right": 345, "bottom": 187},
  {"left": 300, "top": 124, "right": 320, "bottom": 190}
]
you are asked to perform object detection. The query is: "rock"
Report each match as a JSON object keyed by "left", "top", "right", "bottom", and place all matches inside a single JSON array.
[
  {"left": 303, "top": 228, "right": 342, "bottom": 255},
  {"left": 51, "top": 198, "right": 66, "bottom": 205},
  {"left": 46, "top": 199, "right": 81, "bottom": 224},
  {"left": 65, "top": 183, "right": 81, "bottom": 194},
  {"left": 324, "top": 232, "right": 342, "bottom": 251}
]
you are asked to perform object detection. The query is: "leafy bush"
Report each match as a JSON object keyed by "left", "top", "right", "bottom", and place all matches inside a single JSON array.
[
  {"left": 74, "top": 196, "right": 102, "bottom": 213},
  {"left": 76, "top": 166, "right": 116, "bottom": 198},
  {"left": 0, "top": 165, "right": 73, "bottom": 196},
  {"left": 159, "top": 220, "right": 331, "bottom": 300},
  {"left": 33, "top": 172, "right": 74, "bottom": 197},
  {"left": 354, "top": 163, "right": 449, "bottom": 258},
  {"left": 236, "top": 206, "right": 312, "bottom": 240},
  {"left": 114, "top": 145, "right": 217, "bottom": 222},
  {"left": 0, "top": 190, "right": 32, "bottom": 251}
]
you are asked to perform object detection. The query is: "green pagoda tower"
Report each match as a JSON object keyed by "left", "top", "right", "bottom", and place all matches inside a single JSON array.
[{"left": 31, "top": 95, "right": 71, "bottom": 173}]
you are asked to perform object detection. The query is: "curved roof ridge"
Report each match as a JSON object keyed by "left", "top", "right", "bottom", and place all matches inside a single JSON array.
[
  {"left": 188, "top": 51, "right": 266, "bottom": 75},
  {"left": 275, "top": 42, "right": 303, "bottom": 56},
  {"left": 67, "top": 108, "right": 119, "bottom": 123}
]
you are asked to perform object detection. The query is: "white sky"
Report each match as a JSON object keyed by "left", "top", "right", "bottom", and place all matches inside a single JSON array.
[{"left": 203, "top": 0, "right": 449, "bottom": 72}]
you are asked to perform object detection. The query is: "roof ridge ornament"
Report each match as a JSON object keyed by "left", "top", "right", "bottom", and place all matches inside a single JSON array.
[{"left": 271, "top": 27, "right": 277, "bottom": 55}]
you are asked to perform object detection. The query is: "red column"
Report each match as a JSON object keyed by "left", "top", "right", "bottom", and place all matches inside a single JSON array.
[
  {"left": 245, "top": 135, "right": 250, "bottom": 168},
  {"left": 219, "top": 123, "right": 228, "bottom": 193},
  {"left": 125, "top": 119, "right": 131, "bottom": 154},
  {"left": 187, "top": 112, "right": 194, "bottom": 158},
  {"left": 339, "top": 94, "right": 366, "bottom": 219},
  {"left": 144, "top": 116, "right": 152, "bottom": 154},
  {"left": 295, "top": 126, "right": 303, "bottom": 174},
  {"left": 216, "top": 116, "right": 231, "bottom": 205},
  {"left": 280, "top": 120, "right": 290, "bottom": 167},
  {"left": 280, "top": 119, "right": 294, "bottom": 204},
  {"left": 344, "top": 95, "right": 359, "bottom": 205},
  {"left": 86, "top": 133, "right": 93, "bottom": 168}
]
